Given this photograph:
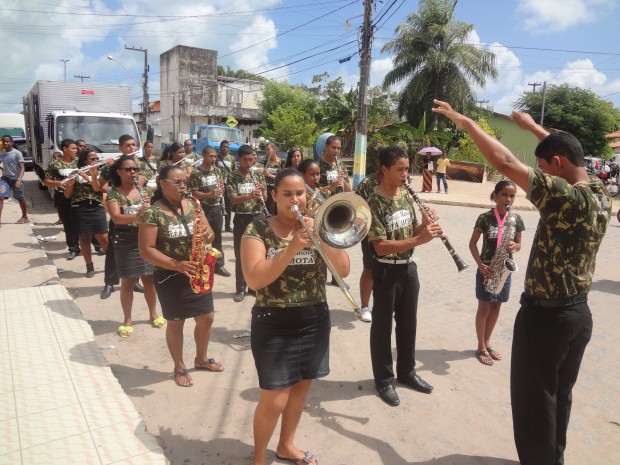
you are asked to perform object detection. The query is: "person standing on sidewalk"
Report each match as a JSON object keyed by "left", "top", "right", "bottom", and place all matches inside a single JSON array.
[
  {"left": 435, "top": 152, "right": 450, "bottom": 193},
  {"left": 367, "top": 146, "right": 443, "bottom": 406},
  {"left": 433, "top": 100, "right": 611, "bottom": 465},
  {"left": 217, "top": 140, "right": 236, "bottom": 233},
  {"left": 0, "top": 135, "right": 29, "bottom": 224},
  {"left": 45, "top": 139, "right": 80, "bottom": 259}
]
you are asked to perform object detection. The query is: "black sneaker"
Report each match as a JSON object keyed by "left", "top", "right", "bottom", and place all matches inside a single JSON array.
[
  {"left": 67, "top": 250, "right": 79, "bottom": 260},
  {"left": 86, "top": 263, "right": 95, "bottom": 278}
]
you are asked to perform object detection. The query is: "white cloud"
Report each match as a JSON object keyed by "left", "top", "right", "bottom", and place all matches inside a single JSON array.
[
  {"left": 370, "top": 57, "right": 393, "bottom": 87},
  {"left": 517, "top": 0, "right": 615, "bottom": 33}
]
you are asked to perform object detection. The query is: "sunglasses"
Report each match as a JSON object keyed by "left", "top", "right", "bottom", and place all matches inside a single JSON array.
[
  {"left": 291, "top": 147, "right": 300, "bottom": 152},
  {"left": 121, "top": 167, "right": 140, "bottom": 172},
  {"left": 162, "top": 179, "right": 188, "bottom": 186}
]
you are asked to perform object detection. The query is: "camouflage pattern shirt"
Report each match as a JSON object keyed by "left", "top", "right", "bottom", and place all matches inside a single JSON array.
[
  {"left": 524, "top": 168, "right": 611, "bottom": 299},
  {"left": 318, "top": 157, "right": 350, "bottom": 194},
  {"left": 136, "top": 156, "right": 159, "bottom": 180},
  {"left": 189, "top": 165, "right": 226, "bottom": 208},
  {"left": 69, "top": 173, "right": 104, "bottom": 204},
  {"left": 474, "top": 209, "right": 525, "bottom": 265},
  {"left": 216, "top": 154, "right": 236, "bottom": 174},
  {"left": 355, "top": 172, "right": 381, "bottom": 201},
  {"left": 140, "top": 199, "right": 203, "bottom": 267},
  {"left": 226, "top": 170, "right": 267, "bottom": 214},
  {"left": 367, "top": 190, "right": 419, "bottom": 261},
  {"left": 263, "top": 158, "right": 286, "bottom": 187},
  {"left": 244, "top": 218, "right": 327, "bottom": 307},
  {"left": 107, "top": 186, "right": 154, "bottom": 227},
  {"left": 45, "top": 158, "right": 77, "bottom": 193}
]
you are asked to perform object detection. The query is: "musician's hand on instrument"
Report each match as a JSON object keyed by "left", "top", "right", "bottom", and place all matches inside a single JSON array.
[
  {"left": 105, "top": 158, "right": 115, "bottom": 166},
  {"left": 432, "top": 99, "right": 469, "bottom": 129},
  {"left": 423, "top": 207, "right": 440, "bottom": 224},
  {"left": 290, "top": 221, "right": 313, "bottom": 252},
  {"left": 506, "top": 240, "right": 518, "bottom": 254},
  {"left": 478, "top": 263, "right": 493, "bottom": 278},
  {"left": 175, "top": 259, "right": 199, "bottom": 277},
  {"left": 252, "top": 187, "right": 263, "bottom": 198}
]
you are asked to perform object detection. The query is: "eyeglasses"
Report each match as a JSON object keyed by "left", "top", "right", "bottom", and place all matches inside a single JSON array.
[
  {"left": 162, "top": 179, "right": 188, "bottom": 186},
  {"left": 290, "top": 147, "right": 300, "bottom": 152},
  {"left": 121, "top": 167, "right": 140, "bottom": 172}
]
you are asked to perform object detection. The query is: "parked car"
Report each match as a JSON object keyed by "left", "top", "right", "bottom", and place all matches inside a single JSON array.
[{"left": 12, "top": 137, "right": 33, "bottom": 171}]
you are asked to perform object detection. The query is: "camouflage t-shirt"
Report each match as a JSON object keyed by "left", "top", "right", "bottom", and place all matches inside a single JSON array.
[
  {"left": 367, "top": 190, "right": 419, "bottom": 261},
  {"left": 136, "top": 156, "right": 159, "bottom": 180},
  {"left": 263, "top": 158, "right": 286, "bottom": 186},
  {"left": 318, "top": 157, "right": 350, "bottom": 194},
  {"left": 244, "top": 218, "right": 327, "bottom": 307},
  {"left": 70, "top": 173, "right": 103, "bottom": 204},
  {"left": 226, "top": 170, "right": 266, "bottom": 214},
  {"left": 157, "top": 159, "right": 191, "bottom": 173},
  {"left": 355, "top": 172, "right": 380, "bottom": 201},
  {"left": 107, "top": 186, "right": 154, "bottom": 227},
  {"left": 216, "top": 154, "right": 236, "bottom": 175},
  {"left": 189, "top": 165, "right": 226, "bottom": 208},
  {"left": 474, "top": 209, "right": 526, "bottom": 264},
  {"left": 140, "top": 199, "right": 203, "bottom": 267},
  {"left": 524, "top": 168, "right": 611, "bottom": 299},
  {"left": 45, "top": 158, "right": 77, "bottom": 193}
]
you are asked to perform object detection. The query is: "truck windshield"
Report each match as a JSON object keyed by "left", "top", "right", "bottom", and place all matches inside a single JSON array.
[
  {"left": 206, "top": 127, "right": 245, "bottom": 145},
  {"left": 56, "top": 115, "right": 139, "bottom": 148}
]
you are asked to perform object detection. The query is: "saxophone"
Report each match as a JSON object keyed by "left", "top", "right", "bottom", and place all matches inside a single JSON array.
[
  {"left": 484, "top": 206, "right": 518, "bottom": 294},
  {"left": 187, "top": 194, "right": 221, "bottom": 293}
]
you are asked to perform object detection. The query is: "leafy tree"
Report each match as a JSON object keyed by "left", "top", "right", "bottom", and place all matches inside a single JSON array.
[
  {"left": 261, "top": 104, "right": 317, "bottom": 150},
  {"left": 381, "top": 0, "right": 497, "bottom": 129},
  {"left": 515, "top": 84, "right": 620, "bottom": 157}
]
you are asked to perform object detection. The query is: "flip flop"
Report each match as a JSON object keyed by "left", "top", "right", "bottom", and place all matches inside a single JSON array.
[
  {"left": 151, "top": 316, "right": 166, "bottom": 328},
  {"left": 275, "top": 451, "right": 318, "bottom": 465},
  {"left": 475, "top": 350, "right": 493, "bottom": 366},
  {"left": 194, "top": 357, "right": 224, "bottom": 372},
  {"left": 487, "top": 346, "right": 502, "bottom": 361},
  {"left": 117, "top": 325, "right": 133, "bottom": 338},
  {"left": 15, "top": 218, "right": 30, "bottom": 224},
  {"left": 174, "top": 368, "right": 193, "bottom": 387}
]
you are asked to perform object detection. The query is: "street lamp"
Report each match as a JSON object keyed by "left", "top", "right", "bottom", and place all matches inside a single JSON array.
[
  {"left": 107, "top": 55, "right": 148, "bottom": 131},
  {"left": 60, "top": 59, "right": 70, "bottom": 82}
]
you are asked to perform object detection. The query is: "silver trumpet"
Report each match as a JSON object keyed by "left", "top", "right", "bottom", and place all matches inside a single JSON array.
[{"left": 291, "top": 192, "right": 371, "bottom": 310}]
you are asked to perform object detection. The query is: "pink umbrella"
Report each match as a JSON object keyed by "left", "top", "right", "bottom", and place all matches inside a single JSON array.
[{"left": 417, "top": 146, "right": 443, "bottom": 155}]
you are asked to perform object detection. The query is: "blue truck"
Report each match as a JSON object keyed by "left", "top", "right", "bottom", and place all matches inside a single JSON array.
[{"left": 189, "top": 123, "right": 245, "bottom": 156}]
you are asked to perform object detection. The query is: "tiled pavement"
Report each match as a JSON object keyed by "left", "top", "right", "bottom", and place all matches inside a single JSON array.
[{"left": 0, "top": 286, "right": 167, "bottom": 465}]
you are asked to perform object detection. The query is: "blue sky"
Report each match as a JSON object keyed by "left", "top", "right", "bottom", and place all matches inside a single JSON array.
[{"left": 1, "top": 0, "right": 619, "bottom": 118}]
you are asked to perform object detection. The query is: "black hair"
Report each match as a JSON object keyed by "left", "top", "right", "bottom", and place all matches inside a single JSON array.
[
  {"left": 170, "top": 142, "right": 183, "bottom": 155},
  {"left": 77, "top": 146, "right": 98, "bottom": 168},
  {"left": 61, "top": 139, "right": 76, "bottom": 150},
  {"left": 1, "top": 134, "right": 13, "bottom": 142},
  {"left": 285, "top": 147, "right": 303, "bottom": 167},
  {"left": 151, "top": 164, "right": 184, "bottom": 203},
  {"left": 109, "top": 154, "right": 138, "bottom": 186},
  {"left": 378, "top": 145, "right": 407, "bottom": 168},
  {"left": 202, "top": 145, "right": 216, "bottom": 155},
  {"left": 535, "top": 131, "right": 585, "bottom": 167},
  {"left": 118, "top": 134, "right": 135, "bottom": 146},
  {"left": 161, "top": 146, "right": 173, "bottom": 161},
  {"left": 273, "top": 167, "right": 303, "bottom": 191},
  {"left": 297, "top": 158, "right": 319, "bottom": 174},
  {"left": 221, "top": 140, "right": 229, "bottom": 146},
  {"left": 238, "top": 144, "right": 254, "bottom": 157},
  {"left": 490, "top": 179, "right": 516, "bottom": 200},
  {"left": 325, "top": 135, "right": 340, "bottom": 148}
]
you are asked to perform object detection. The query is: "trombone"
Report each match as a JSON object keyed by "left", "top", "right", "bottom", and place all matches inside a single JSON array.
[{"left": 291, "top": 191, "right": 371, "bottom": 310}]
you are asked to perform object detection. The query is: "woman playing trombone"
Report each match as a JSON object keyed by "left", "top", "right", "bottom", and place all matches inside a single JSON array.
[{"left": 241, "top": 168, "right": 350, "bottom": 465}]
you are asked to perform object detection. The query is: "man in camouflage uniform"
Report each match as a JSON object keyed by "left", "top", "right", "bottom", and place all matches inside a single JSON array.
[
  {"left": 183, "top": 139, "right": 199, "bottom": 166},
  {"left": 367, "top": 146, "right": 443, "bottom": 406},
  {"left": 189, "top": 145, "right": 230, "bottom": 277},
  {"left": 433, "top": 101, "right": 611, "bottom": 465},
  {"left": 226, "top": 144, "right": 267, "bottom": 302},
  {"left": 217, "top": 140, "right": 236, "bottom": 232}
]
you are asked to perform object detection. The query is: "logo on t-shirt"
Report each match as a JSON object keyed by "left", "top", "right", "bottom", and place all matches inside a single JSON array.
[
  {"left": 168, "top": 223, "right": 193, "bottom": 238},
  {"left": 386, "top": 209, "right": 411, "bottom": 232}
]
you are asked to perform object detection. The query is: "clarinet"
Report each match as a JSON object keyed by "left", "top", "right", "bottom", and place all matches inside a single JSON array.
[
  {"left": 132, "top": 176, "right": 149, "bottom": 207},
  {"left": 334, "top": 155, "right": 344, "bottom": 194},
  {"left": 248, "top": 168, "right": 271, "bottom": 218},
  {"left": 403, "top": 180, "right": 469, "bottom": 272},
  {"left": 212, "top": 166, "right": 226, "bottom": 216}
]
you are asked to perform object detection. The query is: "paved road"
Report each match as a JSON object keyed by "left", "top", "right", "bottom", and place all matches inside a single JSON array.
[{"left": 7, "top": 172, "right": 620, "bottom": 465}]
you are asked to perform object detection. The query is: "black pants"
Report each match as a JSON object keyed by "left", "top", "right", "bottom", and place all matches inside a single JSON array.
[
  {"left": 224, "top": 192, "right": 232, "bottom": 229},
  {"left": 370, "top": 261, "right": 420, "bottom": 387},
  {"left": 233, "top": 213, "right": 259, "bottom": 292},
  {"left": 266, "top": 185, "right": 276, "bottom": 216},
  {"left": 204, "top": 205, "right": 225, "bottom": 268},
  {"left": 103, "top": 221, "right": 119, "bottom": 286},
  {"left": 511, "top": 297, "right": 592, "bottom": 465},
  {"left": 56, "top": 194, "right": 79, "bottom": 252}
]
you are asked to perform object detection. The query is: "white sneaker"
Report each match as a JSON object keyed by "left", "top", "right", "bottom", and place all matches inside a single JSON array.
[{"left": 360, "top": 307, "right": 372, "bottom": 323}]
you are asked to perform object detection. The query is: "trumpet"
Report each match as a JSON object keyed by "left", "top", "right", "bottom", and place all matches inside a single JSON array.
[
  {"left": 403, "top": 180, "right": 469, "bottom": 272},
  {"left": 291, "top": 191, "right": 371, "bottom": 310}
]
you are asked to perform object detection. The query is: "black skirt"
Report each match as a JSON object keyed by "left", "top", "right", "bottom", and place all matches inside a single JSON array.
[
  {"left": 113, "top": 228, "right": 154, "bottom": 278},
  {"left": 71, "top": 200, "right": 108, "bottom": 235},
  {"left": 153, "top": 269, "right": 214, "bottom": 320},
  {"left": 251, "top": 302, "right": 330, "bottom": 390}
]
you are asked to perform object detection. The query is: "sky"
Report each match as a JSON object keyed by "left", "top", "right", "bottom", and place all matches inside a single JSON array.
[{"left": 1, "top": 0, "right": 619, "bottom": 118}]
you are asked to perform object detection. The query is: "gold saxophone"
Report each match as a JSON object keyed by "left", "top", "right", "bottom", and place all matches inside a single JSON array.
[
  {"left": 187, "top": 194, "right": 221, "bottom": 293},
  {"left": 484, "top": 206, "right": 518, "bottom": 294}
]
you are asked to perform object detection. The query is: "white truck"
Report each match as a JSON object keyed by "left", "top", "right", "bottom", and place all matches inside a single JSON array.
[{"left": 22, "top": 81, "right": 140, "bottom": 187}]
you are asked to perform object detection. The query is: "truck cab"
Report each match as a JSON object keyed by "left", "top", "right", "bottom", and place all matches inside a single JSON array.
[{"left": 189, "top": 123, "right": 245, "bottom": 157}]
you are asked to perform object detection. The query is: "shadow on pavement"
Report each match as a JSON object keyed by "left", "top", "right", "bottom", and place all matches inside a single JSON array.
[
  {"left": 590, "top": 279, "right": 620, "bottom": 296},
  {"left": 415, "top": 348, "right": 473, "bottom": 376},
  {"left": 110, "top": 363, "right": 170, "bottom": 398},
  {"left": 155, "top": 430, "right": 254, "bottom": 465}
]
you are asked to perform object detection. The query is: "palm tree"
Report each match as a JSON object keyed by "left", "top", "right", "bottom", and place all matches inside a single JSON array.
[{"left": 382, "top": 0, "right": 497, "bottom": 128}]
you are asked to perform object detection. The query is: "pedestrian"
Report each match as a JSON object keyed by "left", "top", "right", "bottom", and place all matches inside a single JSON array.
[
  {"left": 189, "top": 145, "right": 231, "bottom": 277},
  {"left": 421, "top": 152, "right": 433, "bottom": 192},
  {"left": 285, "top": 146, "right": 303, "bottom": 170},
  {"left": 139, "top": 164, "right": 223, "bottom": 387},
  {"left": 367, "top": 146, "right": 443, "bottom": 406},
  {"left": 226, "top": 145, "right": 267, "bottom": 302},
  {"left": 44, "top": 139, "right": 80, "bottom": 259},
  {"left": 261, "top": 143, "right": 285, "bottom": 215},
  {"left": 0, "top": 135, "right": 29, "bottom": 224},
  {"left": 106, "top": 155, "right": 164, "bottom": 338},
  {"left": 62, "top": 147, "right": 109, "bottom": 278},
  {"left": 241, "top": 168, "right": 350, "bottom": 465},
  {"left": 435, "top": 152, "right": 450, "bottom": 193},
  {"left": 469, "top": 180, "right": 524, "bottom": 366},
  {"left": 433, "top": 99, "right": 612, "bottom": 465}
]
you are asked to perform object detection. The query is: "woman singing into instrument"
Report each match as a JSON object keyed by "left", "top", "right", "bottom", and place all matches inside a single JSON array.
[
  {"left": 106, "top": 155, "right": 164, "bottom": 338},
  {"left": 63, "top": 146, "right": 109, "bottom": 277},
  {"left": 139, "top": 165, "right": 223, "bottom": 387},
  {"left": 241, "top": 168, "right": 350, "bottom": 465}
]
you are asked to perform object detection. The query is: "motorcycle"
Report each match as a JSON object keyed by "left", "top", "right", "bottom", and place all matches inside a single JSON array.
[{"left": 592, "top": 162, "right": 619, "bottom": 197}]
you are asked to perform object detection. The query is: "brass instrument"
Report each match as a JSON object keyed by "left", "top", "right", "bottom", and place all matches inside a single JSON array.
[
  {"left": 187, "top": 194, "right": 221, "bottom": 293},
  {"left": 291, "top": 191, "right": 371, "bottom": 310},
  {"left": 484, "top": 206, "right": 518, "bottom": 294},
  {"left": 212, "top": 165, "right": 226, "bottom": 216},
  {"left": 305, "top": 185, "right": 327, "bottom": 218},
  {"left": 403, "top": 180, "right": 469, "bottom": 272},
  {"left": 334, "top": 155, "right": 345, "bottom": 193},
  {"left": 61, "top": 149, "right": 141, "bottom": 185}
]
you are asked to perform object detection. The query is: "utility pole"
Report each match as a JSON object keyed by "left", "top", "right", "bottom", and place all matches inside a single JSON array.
[
  {"left": 125, "top": 45, "right": 149, "bottom": 133},
  {"left": 74, "top": 74, "right": 90, "bottom": 83},
  {"left": 528, "top": 82, "right": 542, "bottom": 92},
  {"left": 352, "top": 0, "right": 373, "bottom": 189},
  {"left": 540, "top": 81, "right": 547, "bottom": 126},
  {"left": 476, "top": 99, "right": 489, "bottom": 109},
  {"left": 172, "top": 93, "right": 176, "bottom": 142},
  {"left": 60, "top": 59, "right": 70, "bottom": 82}
]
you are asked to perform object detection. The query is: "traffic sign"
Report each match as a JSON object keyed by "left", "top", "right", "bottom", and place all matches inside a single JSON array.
[{"left": 226, "top": 117, "right": 238, "bottom": 128}]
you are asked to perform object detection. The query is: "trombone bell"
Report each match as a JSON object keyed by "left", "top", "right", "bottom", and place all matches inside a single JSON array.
[{"left": 315, "top": 192, "right": 371, "bottom": 249}]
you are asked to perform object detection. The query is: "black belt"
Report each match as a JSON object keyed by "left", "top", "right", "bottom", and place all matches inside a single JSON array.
[{"left": 520, "top": 293, "right": 588, "bottom": 308}]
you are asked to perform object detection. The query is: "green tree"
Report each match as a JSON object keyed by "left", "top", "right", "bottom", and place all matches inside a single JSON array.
[
  {"left": 381, "top": 0, "right": 497, "bottom": 128},
  {"left": 515, "top": 84, "right": 620, "bottom": 157},
  {"left": 261, "top": 104, "right": 317, "bottom": 150}
]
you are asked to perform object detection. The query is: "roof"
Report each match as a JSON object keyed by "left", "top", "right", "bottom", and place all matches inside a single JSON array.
[
  {"left": 606, "top": 130, "right": 620, "bottom": 140},
  {"left": 149, "top": 100, "right": 160, "bottom": 112}
]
